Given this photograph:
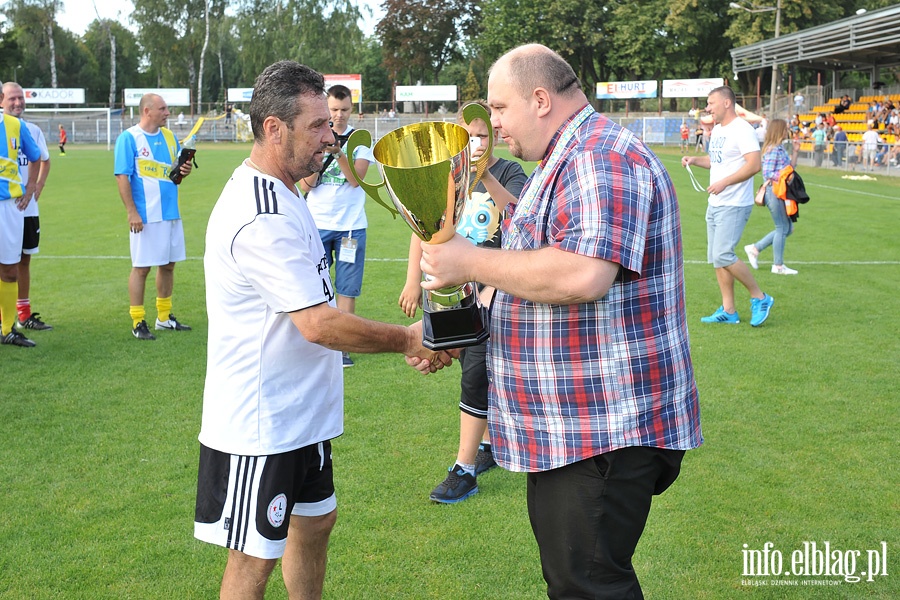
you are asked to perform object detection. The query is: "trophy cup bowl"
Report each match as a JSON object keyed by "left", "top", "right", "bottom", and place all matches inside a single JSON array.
[{"left": 346, "top": 102, "right": 494, "bottom": 350}]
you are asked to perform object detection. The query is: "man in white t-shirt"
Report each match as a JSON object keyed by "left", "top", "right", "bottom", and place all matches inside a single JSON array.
[
  {"left": 1, "top": 82, "right": 53, "bottom": 332},
  {"left": 682, "top": 86, "right": 773, "bottom": 327},
  {"left": 755, "top": 114, "right": 768, "bottom": 143},
  {"left": 861, "top": 122, "right": 882, "bottom": 172},
  {"left": 195, "top": 60, "right": 454, "bottom": 600},
  {"left": 299, "top": 84, "right": 373, "bottom": 368}
]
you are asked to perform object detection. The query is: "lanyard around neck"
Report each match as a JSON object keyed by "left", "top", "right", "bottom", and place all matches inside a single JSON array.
[{"left": 516, "top": 104, "right": 595, "bottom": 215}]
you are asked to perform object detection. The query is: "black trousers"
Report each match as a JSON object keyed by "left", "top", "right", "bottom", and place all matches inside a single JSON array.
[{"left": 527, "top": 447, "right": 685, "bottom": 600}]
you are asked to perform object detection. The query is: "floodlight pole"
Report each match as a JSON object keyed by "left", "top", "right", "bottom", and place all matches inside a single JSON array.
[
  {"left": 769, "top": 0, "right": 782, "bottom": 117},
  {"left": 730, "top": 0, "right": 782, "bottom": 116}
]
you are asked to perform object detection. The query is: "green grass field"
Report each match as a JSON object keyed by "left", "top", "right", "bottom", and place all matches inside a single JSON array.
[{"left": 0, "top": 142, "right": 897, "bottom": 599}]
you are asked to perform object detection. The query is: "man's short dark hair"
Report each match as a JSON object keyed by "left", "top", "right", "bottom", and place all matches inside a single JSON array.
[
  {"left": 710, "top": 85, "right": 736, "bottom": 106},
  {"left": 250, "top": 61, "right": 325, "bottom": 142},
  {"left": 327, "top": 84, "right": 352, "bottom": 101}
]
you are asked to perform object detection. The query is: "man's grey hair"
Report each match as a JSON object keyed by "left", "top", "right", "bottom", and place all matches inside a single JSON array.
[{"left": 250, "top": 61, "right": 326, "bottom": 142}]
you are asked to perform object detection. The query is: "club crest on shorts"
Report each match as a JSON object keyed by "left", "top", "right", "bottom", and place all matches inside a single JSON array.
[{"left": 267, "top": 493, "right": 288, "bottom": 528}]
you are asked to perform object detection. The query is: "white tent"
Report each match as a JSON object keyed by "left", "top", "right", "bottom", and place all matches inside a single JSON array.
[
  {"left": 698, "top": 104, "right": 764, "bottom": 126},
  {"left": 735, "top": 104, "right": 764, "bottom": 124}
]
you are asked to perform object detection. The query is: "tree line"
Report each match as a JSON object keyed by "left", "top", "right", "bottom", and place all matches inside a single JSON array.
[{"left": 1, "top": 0, "right": 895, "bottom": 112}]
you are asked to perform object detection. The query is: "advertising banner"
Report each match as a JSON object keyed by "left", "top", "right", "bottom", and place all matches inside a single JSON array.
[
  {"left": 227, "top": 88, "right": 254, "bottom": 103},
  {"left": 595, "top": 81, "right": 658, "bottom": 100},
  {"left": 325, "top": 74, "right": 363, "bottom": 104},
  {"left": 662, "top": 78, "right": 725, "bottom": 98},
  {"left": 395, "top": 85, "right": 457, "bottom": 102},
  {"left": 124, "top": 88, "right": 191, "bottom": 107},
  {"left": 23, "top": 88, "right": 86, "bottom": 104}
]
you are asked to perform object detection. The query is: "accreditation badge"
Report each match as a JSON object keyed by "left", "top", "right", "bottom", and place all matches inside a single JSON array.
[{"left": 338, "top": 236, "right": 358, "bottom": 264}]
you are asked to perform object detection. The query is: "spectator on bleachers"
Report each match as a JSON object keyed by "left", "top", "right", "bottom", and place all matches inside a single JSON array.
[
  {"left": 888, "top": 140, "right": 900, "bottom": 167},
  {"left": 833, "top": 95, "right": 851, "bottom": 115},
  {"left": 812, "top": 122, "right": 827, "bottom": 168},
  {"left": 868, "top": 101, "right": 880, "bottom": 122},
  {"left": 831, "top": 125, "right": 848, "bottom": 167},
  {"left": 862, "top": 122, "right": 883, "bottom": 172},
  {"left": 888, "top": 109, "right": 900, "bottom": 135},
  {"left": 848, "top": 143, "right": 862, "bottom": 170},
  {"left": 879, "top": 97, "right": 894, "bottom": 120},
  {"left": 755, "top": 114, "right": 768, "bottom": 143}
]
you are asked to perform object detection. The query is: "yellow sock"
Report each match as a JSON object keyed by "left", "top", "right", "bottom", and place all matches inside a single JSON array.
[
  {"left": 130, "top": 305, "right": 146, "bottom": 329},
  {"left": 0, "top": 281, "right": 19, "bottom": 336},
  {"left": 156, "top": 296, "right": 172, "bottom": 323}
]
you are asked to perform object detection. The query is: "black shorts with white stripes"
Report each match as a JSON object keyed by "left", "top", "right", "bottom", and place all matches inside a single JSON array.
[{"left": 194, "top": 441, "right": 336, "bottom": 559}]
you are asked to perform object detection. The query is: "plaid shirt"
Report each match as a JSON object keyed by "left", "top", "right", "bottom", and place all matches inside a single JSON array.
[
  {"left": 488, "top": 107, "right": 702, "bottom": 472},
  {"left": 762, "top": 145, "right": 791, "bottom": 183}
]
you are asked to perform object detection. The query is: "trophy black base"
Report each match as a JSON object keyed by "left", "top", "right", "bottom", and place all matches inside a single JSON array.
[{"left": 422, "top": 303, "right": 489, "bottom": 350}]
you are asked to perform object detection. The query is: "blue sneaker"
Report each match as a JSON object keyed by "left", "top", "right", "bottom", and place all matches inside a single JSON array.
[
  {"left": 700, "top": 306, "right": 740, "bottom": 324},
  {"left": 430, "top": 464, "right": 478, "bottom": 504},
  {"left": 750, "top": 294, "right": 774, "bottom": 327}
]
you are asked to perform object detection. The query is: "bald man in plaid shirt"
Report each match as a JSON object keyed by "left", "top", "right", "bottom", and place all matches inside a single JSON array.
[{"left": 418, "top": 45, "right": 702, "bottom": 599}]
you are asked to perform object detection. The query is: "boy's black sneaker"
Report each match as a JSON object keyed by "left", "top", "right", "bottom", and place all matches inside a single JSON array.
[
  {"left": 132, "top": 320, "right": 156, "bottom": 340},
  {"left": 155, "top": 314, "right": 191, "bottom": 331},
  {"left": 2, "top": 330, "right": 36, "bottom": 347},
  {"left": 429, "top": 464, "right": 478, "bottom": 504},
  {"left": 16, "top": 313, "right": 53, "bottom": 331}
]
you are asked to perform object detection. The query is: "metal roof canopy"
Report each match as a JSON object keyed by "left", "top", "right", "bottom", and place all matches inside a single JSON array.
[{"left": 730, "top": 3, "right": 900, "bottom": 75}]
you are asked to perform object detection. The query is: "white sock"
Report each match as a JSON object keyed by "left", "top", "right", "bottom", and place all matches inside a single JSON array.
[{"left": 457, "top": 462, "right": 476, "bottom": 476}]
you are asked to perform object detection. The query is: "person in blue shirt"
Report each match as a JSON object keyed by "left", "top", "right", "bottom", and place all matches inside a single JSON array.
[
  {"left": 0, "top": 81, "right": 42, "bottom": 347},
  {"left": 114, "top": 93, "right": 193, "bottom": 340},
  {"left": 831, "top": 125, "right": 848, "bottom": 167}
]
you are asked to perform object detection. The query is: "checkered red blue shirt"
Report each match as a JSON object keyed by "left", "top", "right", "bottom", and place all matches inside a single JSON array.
[
  {"left": 762, "top": 145, "right": 791, "bottom": 183},
  {"left": 488, "top": 107, "right": 703, "bottom": 472}
]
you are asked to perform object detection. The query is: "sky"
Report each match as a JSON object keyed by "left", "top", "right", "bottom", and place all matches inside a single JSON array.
[{"left": 56, "top": 0, "right": 385, "bottom": 37}]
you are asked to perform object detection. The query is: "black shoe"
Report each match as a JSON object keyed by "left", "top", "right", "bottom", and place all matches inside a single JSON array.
[
  {"left": 2, "top": 330, "right": 36, "bottom": 347},
  {"left": 132, "top": 320, "right": 156, "bottom": 340},
  {"left": 429, "top": 464, "right": 478, "bottom": 504},
  {"left": 155, "top": 314, "right": 191, "bottom": 331},
  {"left": 16, "top": 313, "right": 53, "bottom": 331},
  {"left": 342, "top": 352, "right": 354, "bottom": 368},
  {"left": 474, "top": 443, "right": 498, "bottom": 475}
]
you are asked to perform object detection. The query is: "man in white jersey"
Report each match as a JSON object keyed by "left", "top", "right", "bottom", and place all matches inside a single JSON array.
[
  {"left": 195, "top": 60, "right": 454, "bottom": 600},
  {"left": 682, "top": 86, "right": 774, "bottom": 327},
  {"left": 1, "top": 82, "right": 53, "bottom": 332},
  {"left": 299, "top": 84, "right": 373, "bottom": 368},
  {"left": 114, "top": 93, "right": 193, "bottom": 341},
  {"left": 0, "top": 81, "right": 41, "bottom": 348}
]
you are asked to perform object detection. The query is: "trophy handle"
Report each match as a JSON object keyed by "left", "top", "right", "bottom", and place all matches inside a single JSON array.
[
  {"left": 462, "top": 102, "right": 494, "bottom": 196},
  {"left": 346, "top": 129, "right": 399, "bottom": 218}
]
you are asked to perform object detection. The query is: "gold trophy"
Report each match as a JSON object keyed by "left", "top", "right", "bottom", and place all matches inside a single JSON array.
[{"left": 346, "top": 103, "right": 493, "bottom": 350}]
